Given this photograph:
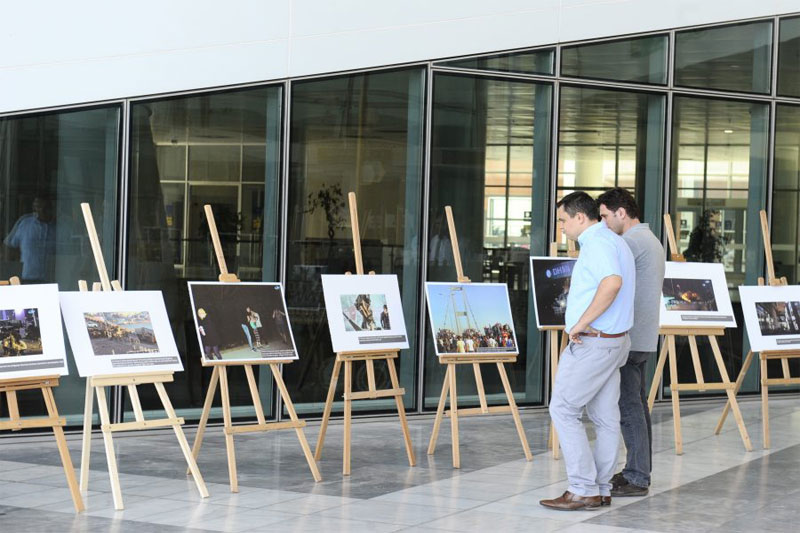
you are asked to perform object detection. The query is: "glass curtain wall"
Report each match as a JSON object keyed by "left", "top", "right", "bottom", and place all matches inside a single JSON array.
[
  {"left": 773, "top": 104, "right": 800, "bottom": 285},
  {"left": 285, "top": 68, "right": 425, "bottom": 416},
  {"left": 668, "top": 96, "right": 769, "bottom": 394},
  {"left": 560, "top": 35, "right": 668, "bottom": 84},
  {"left": 0, "top": 105, "right": 120, "bottom": 423},
  {"left": 425, "top": 73, "right": 552, "bottom": 408},
  {"left": 556, "top": 86, "right": 666, "bottom": 229},
  {"left": 127, "top": 86, "right": 283, "bottom": 421}
]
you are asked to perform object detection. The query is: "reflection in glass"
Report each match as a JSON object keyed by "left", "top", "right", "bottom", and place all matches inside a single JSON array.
[
  {"left": 561, "top": 35, "right": 667, "bottom": 84},
  {"left": 773, "top": 105, "right": 800, "bottom": 284},
  {"left": 674, "top": 21, "right": 772, "bottom": 94},
  {"left": 127, "top": 86, "right": 283, "bottom": 421},
  {"left": 285, "top": 68, "right": 425, "bottom": 415},
  {"left": 778, "top": 17, "right": 800, "bottom": 97},
  {"left": 0, "top": 106, "right": 120, "bottom": 422},
  {"left": 669, "top": 95, "right": 769, "bottom": 395},
  {"left": 557, "top": 86, "right": 665, "bottom": 228},
  {"left": 426, "top": 73, "right": 552, "bottom": 408},
  {"left": 438, "top": 48, "right": 554, "bottom": 75}
]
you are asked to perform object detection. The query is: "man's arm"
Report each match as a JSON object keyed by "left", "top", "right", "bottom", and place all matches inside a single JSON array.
[{"left": 569, "top": 274, "right": 622, "bottom": 343}]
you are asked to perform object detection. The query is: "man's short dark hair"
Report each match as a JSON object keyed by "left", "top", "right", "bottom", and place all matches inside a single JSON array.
[
  {"left": 596, "top": 187, "right": 640, "bottom": 219},
  {"left": 557, "top": 191, "right": 599, "bottom": 221}
]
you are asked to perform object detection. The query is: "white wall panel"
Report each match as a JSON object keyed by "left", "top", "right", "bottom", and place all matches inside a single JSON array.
[{"left": 1, "top": 1, "right": 797, "bottom": 114}]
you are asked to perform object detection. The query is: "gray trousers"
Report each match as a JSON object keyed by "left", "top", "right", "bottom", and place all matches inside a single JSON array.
[{"left": 549, "top": 334, "right": 631, "bottom": 497}]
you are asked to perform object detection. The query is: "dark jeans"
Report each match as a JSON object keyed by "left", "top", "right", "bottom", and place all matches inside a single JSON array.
[{"left": 619, "top": 350, "right": 653, "bottom": 488}]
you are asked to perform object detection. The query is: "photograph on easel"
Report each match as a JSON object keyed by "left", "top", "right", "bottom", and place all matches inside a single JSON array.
[
  {"left": 529, "top": 257, "right": 577, "bottom": 328},
  {"left": 60, "top": 291, "right": 182, "bottom": 376},
  {"left": 0, "top": 284, "right": 68, "bottom": 379},
  {"left": 739, "top": 285, "right": 800, "bottom": 352},
  {"left": 659, "top": 262, "right": 736, "bottom": 328},
  {"left": 187, "top": 282, "right": 299, "bottom": 363},
  {"left": 425, "top": 282, "right": 518, "bottom": 356},
  {"left": 83, "top": 312, "right": 158, "bottom": 356},
  {"left": 321, "top": 274, "right": 409, "bottom": 353}
]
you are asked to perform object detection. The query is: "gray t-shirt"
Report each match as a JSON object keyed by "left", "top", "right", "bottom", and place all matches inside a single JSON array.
[{"left": 622, "top": 223, "right": 665, "bottom": 352}]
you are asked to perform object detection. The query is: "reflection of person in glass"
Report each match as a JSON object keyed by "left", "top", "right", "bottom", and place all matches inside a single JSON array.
[
  {"left": 196, "top": 308, "right": 222, "bottom": 360},
  {"left": 3, "top": 195, "right": 56, "bottom": 283},
  {"left": 380, "top": 304, "right": 390, "bottom": 330},
  {"left": 247, "top": 307, "right": 264, "bottom": 347}
]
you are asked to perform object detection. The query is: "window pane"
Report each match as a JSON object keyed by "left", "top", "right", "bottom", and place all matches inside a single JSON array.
[
  {"left": 561, "top": 35, "right": 667, "bottom": 84},
  {"left": 669, "top": 95, "right": 769, "bottom": 396},
  {"left": 557, "top": 86, "right": 665, "bottom": 228},
  {"left": 127, "top": 86, "right": 283, "bottom": 421},
  {"left": 426, "top": 73, "right": 552, "bottom": 408},
  {"left": 0, "top": 106, "right": 120, "bottom": 422},
  {"left": 285, "top": 68, "right": 425, "bottom": 415},
  {"left": 773, "top": 104, "right": 800, "bottom": 284},
  {"left": 437, "top": 49, "right": 554, "bottom": 75},
  {"left": 778, "top": 17, "right": 800, "bottom": 97},
  {"left": 675, "top": 21, "right": 772, "bottom": 94}
]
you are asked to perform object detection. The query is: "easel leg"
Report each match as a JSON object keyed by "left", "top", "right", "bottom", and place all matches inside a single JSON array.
[
  {"left": 708, "top": 336, "right": 752, "bottom": 451},
  {"left": 80, "top": 381, "right": 93, "bottom": 493},
  {"left": 497, "top": 362, "right": 532, "bottom": 461},
  {"left": 647, "top": 340, "right": 669, "bottom": 412},
  {"left": 94, "top": 385, "right": 123, "bottom": 510},
  {"left": 343, "top": 360, "right": 353, "bottom": 476},
  {"left": 186, "top": 366, "right": 220, "bottom": 475},
  {"left": 153, "top": 382, "right": 209, "bottom": 497},
  {"left": 666, "top": 335, "right": 683, "bottom": 455},
  {"left": 548, "top": 332, "right": 561, "bottom": 460},
  {"left": 427, "top": 365, "right": 450, "bottom": 455},
  {"left": 473, "top": 363, "right": 488, "bottom": 414},
  {"left": 760, "top": 354, "right": 770, "bottom": 449},
  {"left": 448, "top": 363, "right": 460, "bottom": 469},
  {"left": 42, "top": 387, "right": 84, "bottom": 512},
  {"left": 218, "top": 366, "right": 238, "bottom": 492},
  {"left": 387, "top": 357, "right": 416, "bottom": 466},
  {"left": 715, "top": 350, "right": 754, "bottom": 434},
  {"left": 6, "top": 391, "right": 20, "bottom": 429},
  {"left": 314, "top": 358, "right": 342, "bottom": 461},
  {"left": 270, "top": 364, "right": 322, "bottom": 482}
]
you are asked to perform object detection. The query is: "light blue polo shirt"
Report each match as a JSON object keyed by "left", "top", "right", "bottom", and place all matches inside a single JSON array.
[{"left": 565, "top": 221, "right": 635, "bottom": 334}]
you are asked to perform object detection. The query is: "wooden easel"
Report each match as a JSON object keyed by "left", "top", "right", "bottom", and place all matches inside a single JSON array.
[
  {"left": 715, "top": 210, "right": 800, "bottom": 448},
  {"left": 0, "top": 276, "right": 84, "bottom": 513},
  {"left": 543, "top": 227, "right": 578, "bottom": 460},
  {"left": 314, "top": 192, "right": 415, "bottom": 476},
  {"left": 646, "top": 214, "right": 752, "bottom": 454},
  {"left": 427, "top": 206, "right": 532, "bottom": 468},
  {"left": 77, "top": 203, "right": 209, "bottom": 510},
  {"left": 187, "top": 205, "right": 321, "bottom": 489}
]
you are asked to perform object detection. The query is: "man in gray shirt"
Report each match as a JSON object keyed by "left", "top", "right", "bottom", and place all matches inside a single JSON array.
[{"left": 597, "top": 188, "right": 665, "bottom": 498}]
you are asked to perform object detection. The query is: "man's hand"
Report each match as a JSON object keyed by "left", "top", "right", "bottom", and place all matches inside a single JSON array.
[{"left": 568, "top": 323, "right": 599, "bottom": 344}]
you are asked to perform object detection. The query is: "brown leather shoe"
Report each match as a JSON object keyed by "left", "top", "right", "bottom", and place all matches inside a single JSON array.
[
  {"left": 539, "top": 491, "right": 602, "bottom": 511},
  {"left": 600, "top": 496, "right": 611, "bottom": 506}
]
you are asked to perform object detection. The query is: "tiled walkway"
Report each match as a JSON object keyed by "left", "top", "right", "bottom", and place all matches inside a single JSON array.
[{"left": 1, "top": 396, "right": 798, "bottom": 532}]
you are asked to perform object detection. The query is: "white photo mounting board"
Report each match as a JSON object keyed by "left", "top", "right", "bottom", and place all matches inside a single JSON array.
[
  {"left": 660, "top": 262, "right": 736, "bottom": 328},
  {"left": 0, "top": 284, "right": 68, "bottom": 380},
  {"left": 321, "top": 274, "right": 409, "bottom": 353},
  {"left": 60, "top": 290, "right": 183, "bottom": 377},
  {"left": 187, "top": 281, "right": 299, "bottom": 363},
  {"left": 739, "top": 285, "right": 800, "bottom": 353},
  {"left": 425, "top": 282, "right": 519, "bottom": 357},
  {"left": 529, "top": 256, "right": 577, "bottom": 329}
]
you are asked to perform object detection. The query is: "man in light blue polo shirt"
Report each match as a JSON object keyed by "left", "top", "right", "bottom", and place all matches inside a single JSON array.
[{"left": 540, "top": 191, "right": 635, "bottom": 512}]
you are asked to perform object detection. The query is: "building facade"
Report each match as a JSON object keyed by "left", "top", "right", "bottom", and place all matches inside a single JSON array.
[{"left": 2, "top": 3, "right": 800, "bottom": 425}]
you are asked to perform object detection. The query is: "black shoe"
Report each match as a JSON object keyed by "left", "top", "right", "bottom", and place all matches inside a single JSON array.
[
  {"left": 600, "top": 496, "right": 611, "bottom": 506},
  {"left": 610, "top": 472, "right": 626, "bottom": 489},
  {"left": 610, "top": 477, "right": 648, "bottom": 497}
]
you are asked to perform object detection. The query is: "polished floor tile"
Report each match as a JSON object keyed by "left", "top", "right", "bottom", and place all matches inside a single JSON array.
[{"left": 1, "top": 396, "right": 799, "bottom": 531}]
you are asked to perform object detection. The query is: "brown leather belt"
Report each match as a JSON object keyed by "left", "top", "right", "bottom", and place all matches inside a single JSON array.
[{"left": 578, "top": 331, "right": 627, "bottom": 339}]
